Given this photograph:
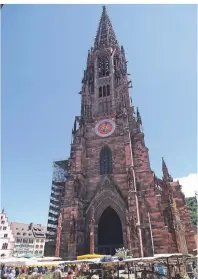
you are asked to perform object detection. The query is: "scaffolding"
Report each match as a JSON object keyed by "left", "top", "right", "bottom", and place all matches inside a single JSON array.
[{"left": 44, "top": 160, "right": 68, "bottom": 256}]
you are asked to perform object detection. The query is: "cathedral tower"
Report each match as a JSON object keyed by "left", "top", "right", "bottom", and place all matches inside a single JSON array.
[{"left": 58, "top": 6, "right": 196, "bottom": 259}]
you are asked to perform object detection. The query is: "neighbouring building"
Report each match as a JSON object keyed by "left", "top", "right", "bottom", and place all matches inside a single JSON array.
[
  {"left": 46, "top": 6, "right": 196, "bottom": 259},
  {"left": 0, "top": 209, "right": 15, "bottom": 258},
  {"left": 11, "top": 222, "right": 46, "bottom": 257}
]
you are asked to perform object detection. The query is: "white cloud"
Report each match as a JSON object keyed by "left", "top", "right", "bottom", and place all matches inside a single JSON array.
[{"left": 174, "top": 173, "right": 198, "bottom": 198}]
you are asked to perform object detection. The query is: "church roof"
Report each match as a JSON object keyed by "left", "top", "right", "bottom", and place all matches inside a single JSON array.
[{"left": 94, "top": 6, "right": 118, "bottom": 50}]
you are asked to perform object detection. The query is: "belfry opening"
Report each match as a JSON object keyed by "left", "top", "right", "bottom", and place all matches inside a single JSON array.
[{"left": 98, "top": 207, "right": 123, "bottom": 255}]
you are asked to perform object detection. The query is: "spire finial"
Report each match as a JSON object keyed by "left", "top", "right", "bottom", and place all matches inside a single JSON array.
[{"left": 94, "top": 6, "right": 118, "bottom": 50}]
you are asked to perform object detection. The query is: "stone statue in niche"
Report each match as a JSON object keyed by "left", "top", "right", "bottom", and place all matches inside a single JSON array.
[
  {"left": 127, "top": 167, "right": 134, "bottom": 191},
  {"left": 70, "top": 216, "right": 76, "bottom": 243}
]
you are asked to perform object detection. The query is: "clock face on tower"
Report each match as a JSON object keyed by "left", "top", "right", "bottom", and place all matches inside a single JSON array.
[{"left": 95, "top": 119, "right": 116, "bottom": 138}]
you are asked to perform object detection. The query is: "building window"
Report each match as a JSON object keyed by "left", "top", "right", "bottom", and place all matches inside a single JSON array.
[
  {"left": 40, "top": 245, "right": 43, "bottom": 249},
  {"left": 2, "top": 243, "right": 8, "bottom": 250},
  {"left": 1, "top": 221, "right": 5, "bottom": 224},
  {"left": 99, "top": 87, "right": 102, "bottom": 98},
  {"left": 1, "top": 216, "right": 3, "bottom": 220},
  {"left": 4, "top": 234, "right": 8, "bottom": 238},
  {"left": 39, "top": 251, "right": 43, "bottom": 254},
  {"left": 105, "top": 59, "right": 109, "bottom": 76},
  {"left": 99, "top": 85, "right": 110, "bottom": 98},
  {"left": 17, "top": 232, "right": 20, "bottom": 236},
  {"left": 29, "top": 239, "right": 33, "bottom": 243},
  {"left": 36, "top": 239, "right": 39, "bottom": 243},
  {"left": 35, "top": 250, "right": 38, "bottom": 254},
  {"left": 16, "top": 238, "right": 21, "bottom": 243},
  {"left": 107, "top": 85, "right": 110, "bottom": 96},
  {"left": 103, "top": 86, "right": 106, "bottom": 97},
  {"left": 23, "top": 233, "right": 26, "bottom": 236},
  {"left": 23, "top": 239, "right": 28, "bottom": 243},
  {"left": 3, "top": 227, "right": 6, "bottom": 230},
  {"left": 36, "top": 245, "right": 39, "bottom": 249},
  {"left": 98, "top": 58, "right": 109, "bottom": 78},
  {"left": 40, "top": 239, "right": 44, "bottom": 243},
  {"left": 0, "top": 226, "right": 2, "bottom": 230},
  {"left": 100, "top": 146, "right": 112, "bottom": 175}
]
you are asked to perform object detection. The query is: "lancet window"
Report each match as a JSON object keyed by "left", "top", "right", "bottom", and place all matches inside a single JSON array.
[
  {"left": 98, "top": 85, "right": 110, "bottom": 98},
  {"left": 98, "top": 58, "right": 109, "bottom": 77},
  {"left": 100, "top": 146, "right": 112, "bottom": 175}
]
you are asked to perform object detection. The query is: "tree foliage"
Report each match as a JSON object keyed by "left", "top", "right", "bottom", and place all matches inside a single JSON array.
[{"left": 185, "top": 197, "right": 197, "bottom": 227}]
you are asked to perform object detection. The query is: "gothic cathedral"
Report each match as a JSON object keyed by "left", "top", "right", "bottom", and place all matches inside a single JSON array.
[{"left": 51, "top": 7, "right": 196, "bottom": 260}]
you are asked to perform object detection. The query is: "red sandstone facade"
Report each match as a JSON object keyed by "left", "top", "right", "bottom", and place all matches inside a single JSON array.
[{"left": 59, "top": 7, "right": 196, "bottom": 260}]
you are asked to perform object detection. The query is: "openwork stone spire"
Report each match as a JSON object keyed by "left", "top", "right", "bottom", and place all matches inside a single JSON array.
[{"left": 94, "top": 6, "right": 118, "bottom": 50}]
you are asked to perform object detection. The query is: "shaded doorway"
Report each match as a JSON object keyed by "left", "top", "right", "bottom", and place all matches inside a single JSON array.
[{"left": 98, "top": 206, "right": 123, "bottom": 255}]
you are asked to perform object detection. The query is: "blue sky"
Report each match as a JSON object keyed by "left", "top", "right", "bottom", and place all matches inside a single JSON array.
[{"left": 2, "top": 4, "right": 197, "bottom": 225}]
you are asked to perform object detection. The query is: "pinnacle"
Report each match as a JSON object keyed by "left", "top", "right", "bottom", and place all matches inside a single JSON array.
[{"left": 94, "top": 6, "right": 118, "bottom": 50}]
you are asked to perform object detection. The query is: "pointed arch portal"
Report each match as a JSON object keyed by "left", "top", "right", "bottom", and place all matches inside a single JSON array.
[{"left": 98, "top": 206, "right": 123, "bottom": 255}]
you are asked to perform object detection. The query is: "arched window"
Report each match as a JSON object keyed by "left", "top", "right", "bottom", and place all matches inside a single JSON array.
[
  {"left": 98, "top": 60, "right": 103, "bottom": 78},
  {"left": 105, "top": 58, "right": 109, "bottom": 76},
  {"left": 102, "top": 60, "right": 106, "bottom": 77},
  {"left": 107, "top": 85, "right": 110, "bottom": 96},
  {"left": 100, "top": 146, "right": 112, "bottom": 175},
  {"left": 103, "top": 86, "right": 106, "bottom": 97},
  {"left": 98, "top": 58, "right": 109, "bottom": 78},
  {"left": 99, "top": 87, "right": 102, "bottom": 98},
  {"left": 113, "top": 58, "right": 117, "bottom": 71}
]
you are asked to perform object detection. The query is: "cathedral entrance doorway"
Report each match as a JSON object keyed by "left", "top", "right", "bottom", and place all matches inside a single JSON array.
[{"left": 98, "top": 206, "right": 123, "bottom": 255}]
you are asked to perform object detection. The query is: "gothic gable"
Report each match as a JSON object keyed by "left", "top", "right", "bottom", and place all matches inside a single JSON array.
[{"left": 85, "top": 175, "right": 127, "bottom": 217}]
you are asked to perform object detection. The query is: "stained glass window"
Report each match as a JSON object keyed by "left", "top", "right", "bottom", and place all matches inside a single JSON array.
[{"left": 100, "top": 146, "right": 112, "bottom": 175}]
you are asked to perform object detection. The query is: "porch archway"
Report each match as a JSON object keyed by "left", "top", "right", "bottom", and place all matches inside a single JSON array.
[{"left": 98, "top": 206, "right": 123, "bottom": 255}]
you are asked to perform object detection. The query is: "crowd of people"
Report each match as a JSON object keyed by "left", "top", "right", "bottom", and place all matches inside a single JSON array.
[
  {"left": 0, "top": 263, "right": 100, "bottom": 279},
  {"left": 1, "top": 260, "right": 197, "bottom": 279}
]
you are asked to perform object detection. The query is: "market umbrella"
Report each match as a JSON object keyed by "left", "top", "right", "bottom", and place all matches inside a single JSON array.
[{"left": 77, "top": 254, "right": 103, "bottom": 260}]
